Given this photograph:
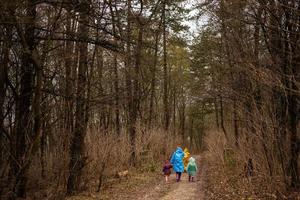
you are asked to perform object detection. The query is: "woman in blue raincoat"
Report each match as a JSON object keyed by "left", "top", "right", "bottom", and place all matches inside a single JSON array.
[{"left": 170, "top": 146, "right": 185, "bottom": 182}]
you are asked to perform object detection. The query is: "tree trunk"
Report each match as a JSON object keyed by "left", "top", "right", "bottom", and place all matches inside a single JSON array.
[
  {"left": 233, "top": 100, "right": 239, "bottom": 147},
  {"left": 179, "top": 102, "right": 186, "bottom": 145},
  {"left": 172, "top": 87, "right": 176, "bottom": 135},
  {"left": 289, "top": 110, "right": 300, "bottom": 188},
  {"left": 129, "top": 21, "right": 143, "bottom": 166},
  {"left": 219, "top": 96, "right": 228, "bottom": 140},
  {"left": 67, "top": 2, "right": 90, "bottom": 194},
  {"left": 64, "top": 10, "right": 74, "bottom": 147},
  {"left": 124, "top": 0, "right": 136, "bottom": 165},
  {"left": 286, "top": 3, "right": 300, "bottom": 188},
  {"left": 149, "top": 32, "right": 159, "bottom": 127},
  {"left": 214, "top": 98, "right": 220, "bottom": 129},
  {"left": 288, "top": 60, "right": 300, "bottom": 189},
  {"left": 0, "top": 24, "right": 11, "bottom": 171},
  {"left": 113, "top": 55, "right": 120, "bottom": 135},
  {"left": 162, "top": 0, "right": 170, "bottom": 131},
  {"left": 110, "top": 3, "right": 120, "bottom": 135},
  {"left": 40, "top": 117, "right": 46, "bottom": 179},
  {"left": 189, "top": 118, "right": 194, "bottom": 149},
  {"left": 11, "top": 0, "right": 36, "bottom": 198},
  {"left": 33, "top": 54, "right": 43, "bottom": 176}
]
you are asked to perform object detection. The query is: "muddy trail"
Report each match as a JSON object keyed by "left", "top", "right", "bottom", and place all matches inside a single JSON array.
[
  {"left": 68, "top": 155, "right": 205, "bottom": 200},
  {"left": 138, "top": 155, "right": 205, "bottom": 200}
]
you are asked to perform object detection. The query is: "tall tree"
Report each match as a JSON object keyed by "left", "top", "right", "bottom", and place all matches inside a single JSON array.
[
  {"left": 11, "top": 0, "right": 36, "bottom": 198},
  {"left": 67, "top": 1, "right": 90, "bottom": 194},
  {"left": 162, "top": 0, "right": 170, "bottom": 131}
]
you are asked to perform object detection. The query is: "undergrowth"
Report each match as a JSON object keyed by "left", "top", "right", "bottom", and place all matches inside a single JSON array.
[{"left": 204, "top": 130, "right": 300, "bottom": 200}]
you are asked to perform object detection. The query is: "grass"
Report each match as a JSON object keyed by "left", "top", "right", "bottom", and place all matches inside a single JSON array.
[{"left": 66, "top": 168, "right": 164, "bottom": 200}]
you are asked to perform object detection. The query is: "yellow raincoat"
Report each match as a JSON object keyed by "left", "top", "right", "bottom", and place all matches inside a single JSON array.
[{"left": 183, "top": 148, "right": 190, "bottom": 171}]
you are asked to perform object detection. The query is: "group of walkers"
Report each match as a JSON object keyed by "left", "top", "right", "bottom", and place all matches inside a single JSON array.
[{"left": 162, "top": 146, "right": 198, "bottom": 183}]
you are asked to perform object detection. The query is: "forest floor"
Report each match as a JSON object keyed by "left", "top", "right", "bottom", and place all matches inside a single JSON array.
[{"left": 67, "top": 155, "right": 205, "bottom": 200}]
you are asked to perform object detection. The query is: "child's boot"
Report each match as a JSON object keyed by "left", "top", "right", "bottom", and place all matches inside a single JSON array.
[{"left": 178, "top": 173, "right": 181, "bottom": 181}]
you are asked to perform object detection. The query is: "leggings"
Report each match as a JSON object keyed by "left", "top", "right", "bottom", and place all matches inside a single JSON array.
[
  {"left": 176, "top": 172, "right": 182, "bottom": 181},
  {"left": 189, "top": 175, "right": 194, "bottom": 182}
]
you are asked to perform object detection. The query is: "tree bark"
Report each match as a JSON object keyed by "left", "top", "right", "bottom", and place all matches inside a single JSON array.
[
  {"left": 233, "top": 100, "right": 239, "bottom": 147},
  {"left": 64, "top": 10, "right": 75, "bottom": 147},
  {"left": 33, "top": 54, "right": 43, "bottom": 177},
  {"left": 179, "top": 102, "right": 186, "bottom": 144},
  {"left": 11, "top": 0, "right": 36, "bottom": 198},
  {"left": 219, "top": 95, "right": 228, "bottom": 140},
  {"left": 286, "top": 2, "right": 300, "bottom": 188},
  {"left": 124, "top": 0, "right": 136, "bottom": 165},
  {"left": 214, "top": 98, "right": 220, "bottom": 129},
  {"left": 149, "top": 32, "right": 159, "bottom": 127},
  {"left": 110, "top": 3, "right": 120, "bottom": 135},
  {"left": 289, "top": 91, "right": 299, "bottom": 188},
  {"left": 0, "top": 24, "right": 11, "bottom": 171},
  {"left": 162, "top": 0, "right": 170, "bottom": 131},
  {"left": 129, "top": 20, "right": 143, "bottom": 166},
  {"left": 67, "top": 2, "right": 90, "bottom": 194}
]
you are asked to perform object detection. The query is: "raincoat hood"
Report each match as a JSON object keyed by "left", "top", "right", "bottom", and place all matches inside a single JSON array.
[
  {"left": 184, "top": 148, "right": 190, "bottom": 156},
  {"left": 189, "top": 157, "right": 196, "bottom": 165},
  {"left": 164, "top": 160, "right": 171, "bottom": 165},
  {"left": 175, "top": 147, "right": 184, "bottom": 155}
]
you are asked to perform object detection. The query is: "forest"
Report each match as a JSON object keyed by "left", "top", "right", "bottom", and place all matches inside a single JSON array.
[{"left": 0, "top": 0, "right": 300, "bottom": 199}]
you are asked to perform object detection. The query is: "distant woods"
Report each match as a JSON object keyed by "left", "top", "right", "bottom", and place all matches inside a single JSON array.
[
  {"left": 0, "top": 0, "right": 205, "bottom": 199},
  {"left": 196, "top": 0, "right": 300, "bottom": 191}
]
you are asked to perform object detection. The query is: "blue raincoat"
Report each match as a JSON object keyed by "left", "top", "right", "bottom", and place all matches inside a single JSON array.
[{"left": 170, "top": 147, "right": 184, "bottom": 173}]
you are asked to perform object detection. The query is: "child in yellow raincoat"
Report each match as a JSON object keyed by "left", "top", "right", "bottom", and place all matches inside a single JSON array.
[{"left": 183, "top": 148, "right": 190, "bottom": 172}]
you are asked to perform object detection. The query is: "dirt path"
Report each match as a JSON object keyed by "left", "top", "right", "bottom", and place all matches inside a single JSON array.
[
  {"left": 139, "top": 155, "right": 205, "bottom": 200},
  {"left": 67, "top": 155, "right": 205, "bottom": 200}
]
